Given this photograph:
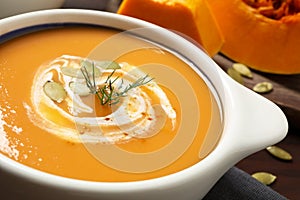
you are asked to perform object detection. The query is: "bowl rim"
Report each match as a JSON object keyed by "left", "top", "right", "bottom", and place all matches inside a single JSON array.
[
  {"left": 0, "top": 9, "right": 288, "bottom": 195},
  {"left": 0, "top": 8, "right": 227, "bottom": 190}
]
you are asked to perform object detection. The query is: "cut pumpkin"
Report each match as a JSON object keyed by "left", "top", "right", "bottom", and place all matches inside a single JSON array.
[
  {"left": 117, "top": 0, "right": 224, "bottom": 56},
  {"left": 207, "top": 0, "right": 300, "bottom": 74}
]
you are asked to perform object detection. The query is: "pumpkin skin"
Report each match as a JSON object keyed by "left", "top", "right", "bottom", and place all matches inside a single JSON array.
[
  {"left": 207, "top": 0, "right": 300, "bottom": 74},
  {"left": 117, "top": 0, "right": 224, "bottom": 56}
]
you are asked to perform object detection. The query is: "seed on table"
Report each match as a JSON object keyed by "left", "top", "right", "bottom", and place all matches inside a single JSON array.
[{"left": 251, "top": 172, "right": 277, "bottom": 185}]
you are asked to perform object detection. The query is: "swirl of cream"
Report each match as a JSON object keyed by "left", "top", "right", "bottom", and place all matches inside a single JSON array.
[{"left": 25, "top": 55, "right": 176, "bottom": 144}]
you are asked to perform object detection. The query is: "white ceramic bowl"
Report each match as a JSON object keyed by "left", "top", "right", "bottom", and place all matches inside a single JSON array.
[{"left": 0, "top": 9, "right": 288, "bottom": 200}]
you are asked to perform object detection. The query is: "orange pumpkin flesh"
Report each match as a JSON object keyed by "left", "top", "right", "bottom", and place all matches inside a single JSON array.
[
  {"left": 207, "top": 0, "right": 300, "bottom": 74},
  {"left": 117, "top": 0, "right": 224, "bottom": 56}
]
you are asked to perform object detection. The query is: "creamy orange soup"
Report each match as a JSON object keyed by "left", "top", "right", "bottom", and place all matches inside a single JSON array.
[{"left": 0, "top": 26, "right": 222, "bottom": 182}]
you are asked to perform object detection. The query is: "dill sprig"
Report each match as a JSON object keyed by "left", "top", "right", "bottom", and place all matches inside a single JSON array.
[{"left": 80, "top": 61, "right": 153, "bottom": 106}]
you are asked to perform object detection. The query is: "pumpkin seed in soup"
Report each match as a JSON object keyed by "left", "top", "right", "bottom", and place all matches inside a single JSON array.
[
  {"left": 43, "top": 81, "right": 67, "bottom": 103},
  {"left": 61, "top": 60, "right": 101, "bottom": 78},
  {"left": 266, "top": 146, "right": 293, "bottom": 161},
  {"left": 252, "top": 172, "right": 277, "bottom": 185},
  {"left": 232, "top": 63, "right": 253, "bottom": 78},
  {"left": 95, "top": 60, "right": 121, "bottom": 70}
]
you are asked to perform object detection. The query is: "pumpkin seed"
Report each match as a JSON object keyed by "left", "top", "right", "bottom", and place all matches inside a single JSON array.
[
  {"left": 61, "top": 60, "right": 120, "bottom": 78},
  {"left": 232, "top": 63, "right": 253, "bottom": 78},
  {"left": 253, "top": 82, "right": 273, "bottom": 93},
  {"left": 61, "top": 65, "right": 83, "bottom": 78},
  {"left": 227, "top": 67, "right": 243, "bottom": 84},
  {"left": 69, "top": 81, "right": 91, "bottom": 96},
  {"left": 95, "top": 60, "right": 121, "bottom": 70},
  {"left": 80, "top": 61, "right": 100, "bottom": 77},
  {"left": 266, "top": 146, "right": 293, "bottom": 161},
  {"left": 62, "top": 60, "right": 101, "bottom": 78},
  {"left": 43, "top": 81, "right": 67, "bottom": 103},
  {"left": 251, "top": 172, "right": 277, "bottom": 185}
]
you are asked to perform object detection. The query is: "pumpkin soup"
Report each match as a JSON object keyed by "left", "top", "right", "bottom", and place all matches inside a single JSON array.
[{"left": 0, "top": 26, "right": 222, "bottom": 181}]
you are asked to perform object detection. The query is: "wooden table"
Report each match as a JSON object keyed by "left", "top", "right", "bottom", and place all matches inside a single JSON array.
[{"left": 236, "top": 129, "right": 300, "bottom": 200}]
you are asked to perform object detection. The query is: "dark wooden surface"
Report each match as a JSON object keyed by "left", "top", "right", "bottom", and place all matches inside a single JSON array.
[
  {"left": 213, "top": 54, "right": 300, "bottom": 200},
  {"left": 236, "top": 130, "right": 300, "bottom": 200}
]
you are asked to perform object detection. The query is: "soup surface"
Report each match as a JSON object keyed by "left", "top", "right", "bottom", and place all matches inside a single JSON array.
[{"left": 0, "top": 26, "right": 222, "bottom": 181}]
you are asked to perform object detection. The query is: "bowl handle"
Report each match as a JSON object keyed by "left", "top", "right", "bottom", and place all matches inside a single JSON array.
[{"left": 220, "top": 75, "right": 288, "bottom": 158}]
